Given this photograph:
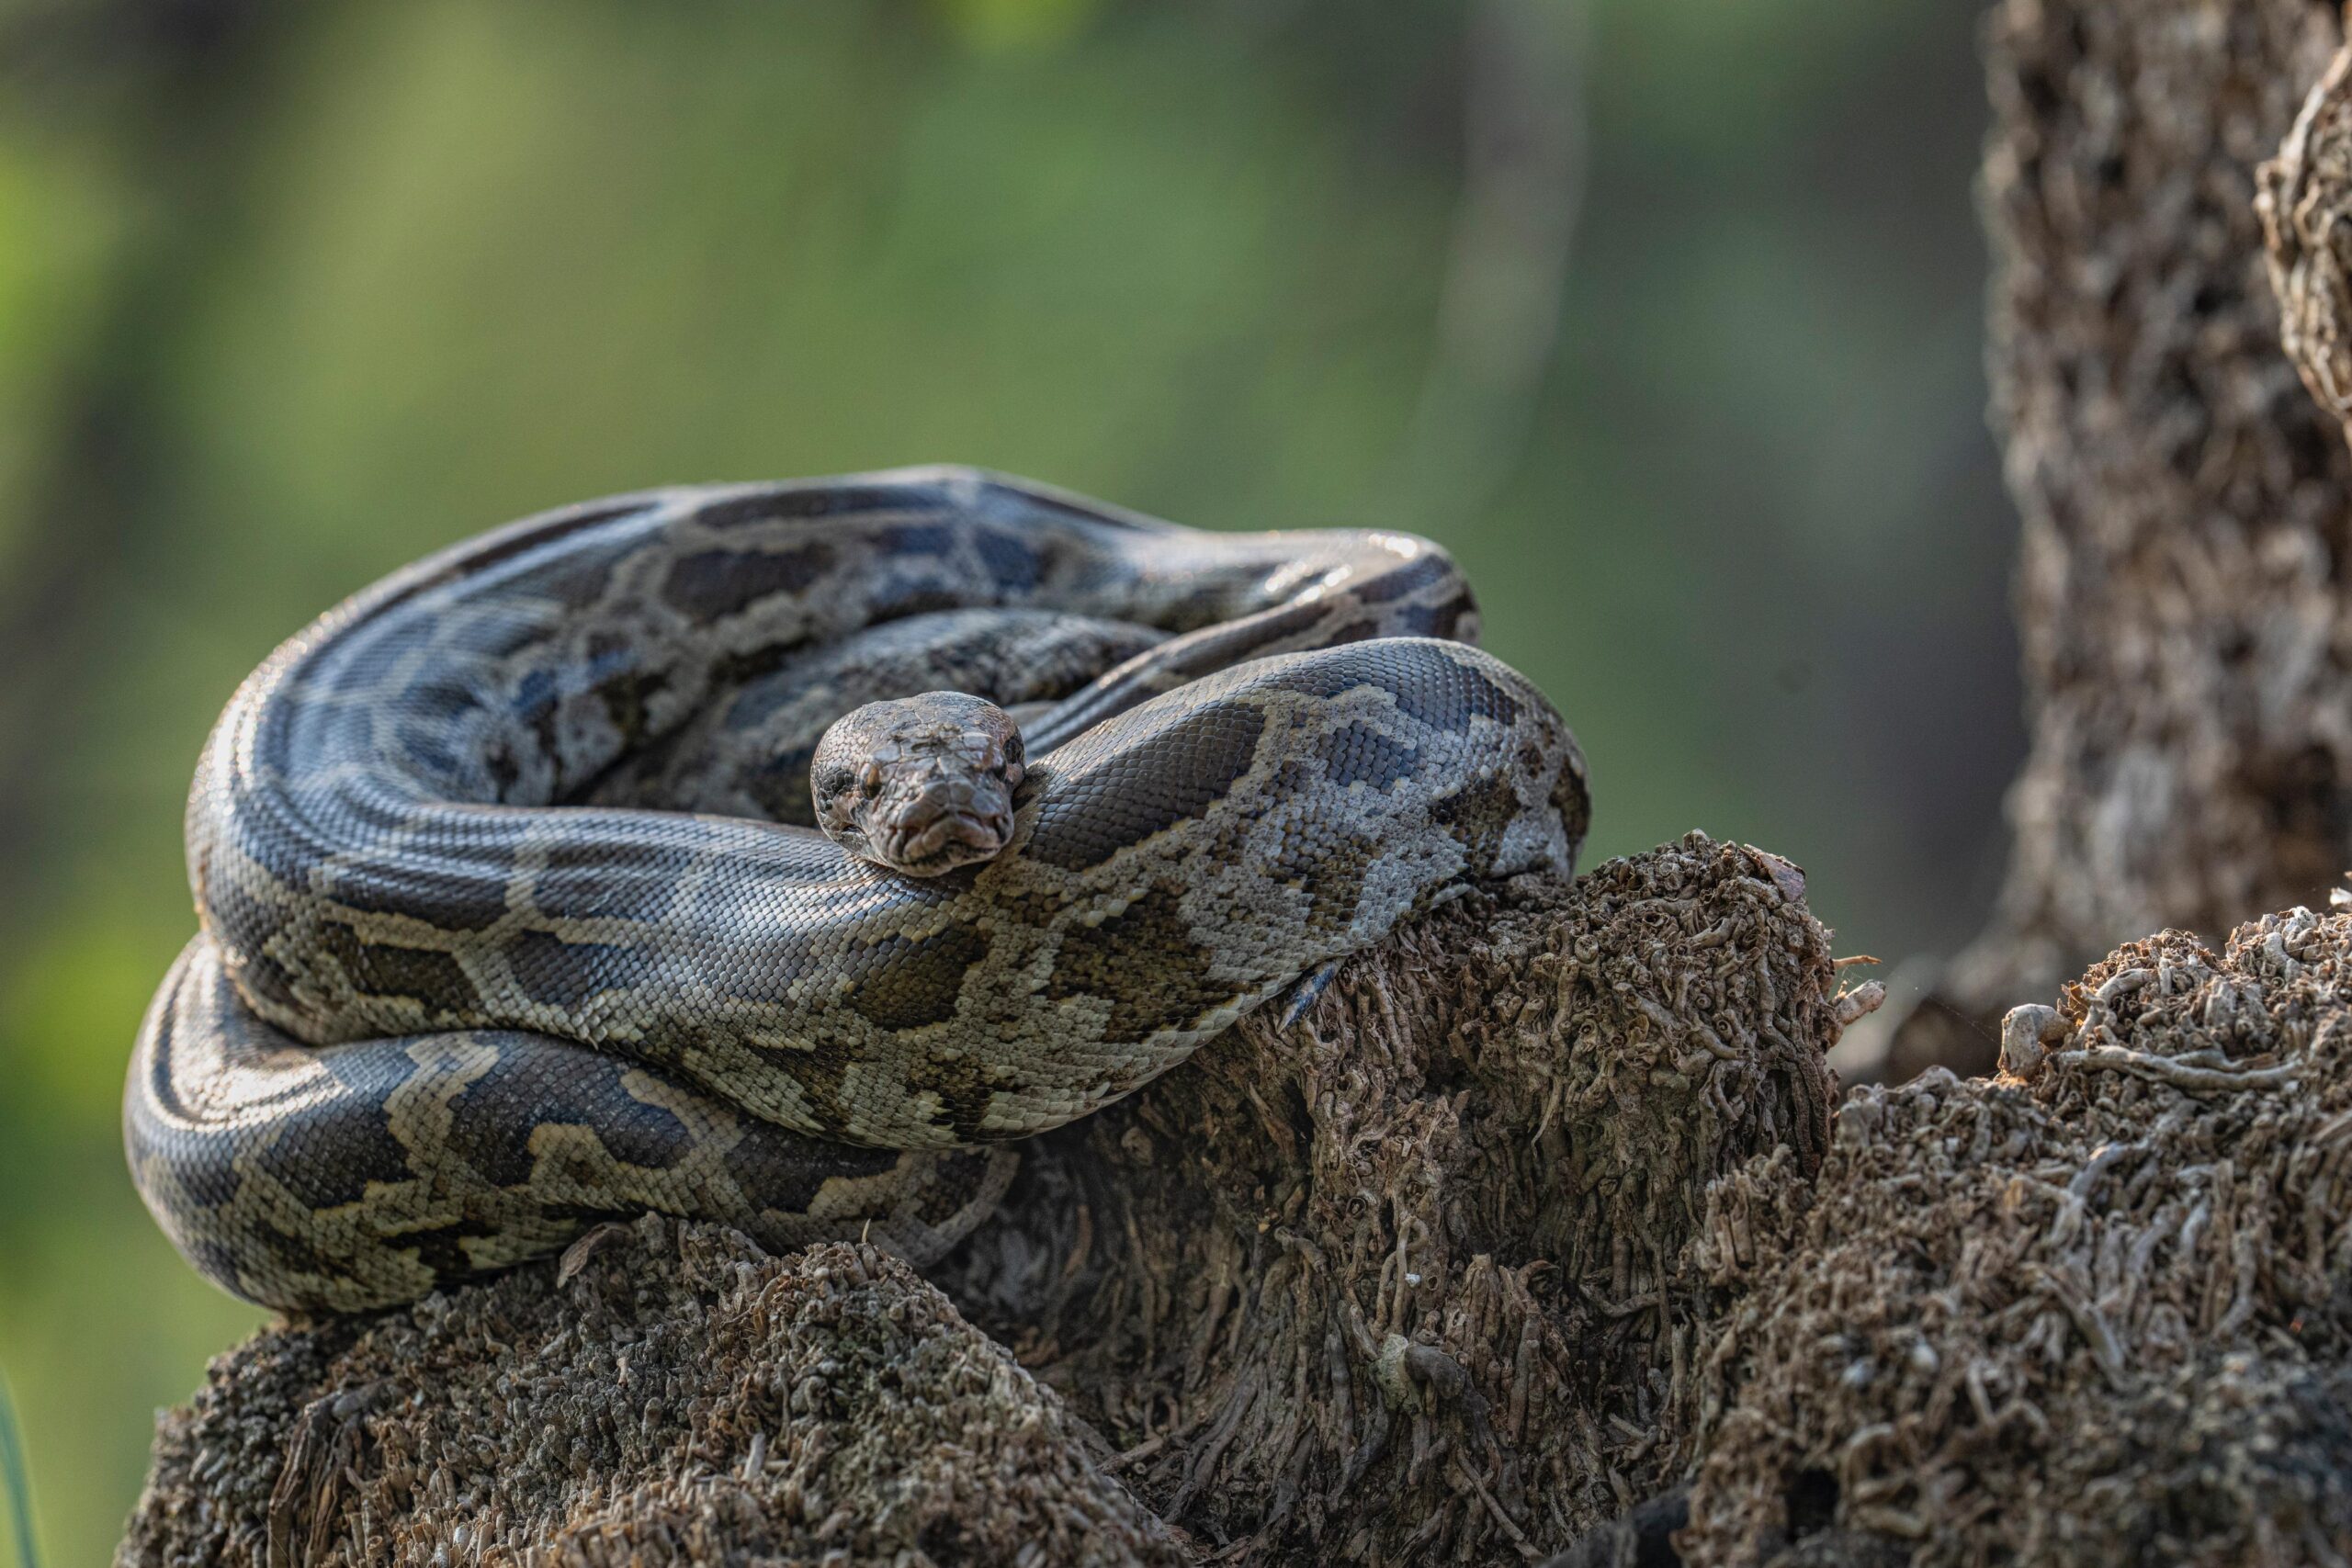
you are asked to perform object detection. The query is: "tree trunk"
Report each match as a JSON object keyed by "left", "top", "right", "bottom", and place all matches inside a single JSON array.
[{"left": 1878, "top": 0, "right": 2352, "bottom": 1083}]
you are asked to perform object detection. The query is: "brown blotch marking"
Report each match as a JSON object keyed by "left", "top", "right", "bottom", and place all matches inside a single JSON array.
[
  {"left": 531, "top": 548, "right": 624, "bottom": 614},
  {"left": 910, "top": 1149, "right": 1009, "bottom": 1224},
  {"left": 1414, "top": 660, "right": 1516, "bottom": 730},
  {"left": 507, "top": 930, "right": 639, "bottom": 1011},
  {"left": 1004, "top": 483, "right": 1155, "bottom": 536},
  {"left": 399, "top": 678, "right": 486, "bottom": 726},
  {"left": 503, "top": 665, "right": 566, "bottom": 781},
  {"left": 696, "top": 480, "right": 941, "bottom": 528},
  {"left": 185, "top": 1235, "right": 278, "bottom": 1300},
  {"left": 902, "top": 1052, "right": 1021, "bottom": 1143},
  {"left": 400, "top": 1218, "right": 522, "bottom": 1286},
  {"left": 315, "top": 851, "right": 514, "bottom": 932},
  {"left": 217, "top": 798, "right": 340, "bottom": 908},
  {"left": 868, "top": 582, "right": 970, "bottom": 619},
  {"left": 724, "top": 1127, "right": 901, "bottom": 1213},
  {"left": 316, "top": 924, "right": 483, "bottom": 1018},
  {"left": 203, "top": 876, "right": 311, "bottom": 1000},
  {"left": 442, "top": 1047, "right": 692, "bottom": 1189},
  {"left": 1351, "top": 550, "right": 1461, "bottom": 604},
  {"left": 378, "top": 495, "right": 645, "bottom": 615},
  {"left": 1265, "top": 644, "right": 1518, "bottom": 733},
  {"left": 1292, "top": 829, "right": 1384, "bottom": 938},
  {"left": 1318, "top": 720, "right": 1421, "bottom": 791},
  {"left": 1424, "top": 590, "right": 1478, "bottom": 640},
  {"left": 974, "top": 528, "right": 1045, "bottom": 591},
  {"left": 224, "top": 944, "right": 303, "bottom": 1020},
  {"left": 595, "top": 667, "right": 671, "bottom": 750},
  {"left": 1043, "top": 885, "right": 1228, "bottom": 1041},
  {"left": 1024, "top": 701, "right": 1267, "bottom": 872},
  {"left": 847, "top": 923, "right": 989, "bottom": 1033},
  {"left": 744, "top": 750, "right": 819, "bottom": 828},
  {"left": 661, "top": 543, "right": 836, "bottom": 620},
  {"left": 241, "top": 1043, "right": 434, "bottom": 1211},
  {"left": 1551, "top": 743, "right": 1592, "bottom": 852},
  {"left": 532, "top": 837, "right": 701, "bottom": 922},
  {"left": 1170, "top": 580, "right": 1237, "bottom": 628},
  {"left": 242, "top": 1215, "right": 350, "bottom": 1289},
  {"left": 752, "top": 1039, "right": 861, "bottom": 1138},
  {"left": 1198, "top": 599, "right": 1327, "bottom": 654},
  {"left": 877, "top": 520, "right": 959, "bottom": 556},
  {"left": 1428, "top": 769, "right": 1523, "bottom": 875},
  {"left": 709, "top": 638, "right": 804, "bottom": 691}
]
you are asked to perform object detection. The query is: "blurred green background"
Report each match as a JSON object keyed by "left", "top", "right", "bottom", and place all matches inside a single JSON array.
[{"left": 0, "top": 0, "right": 2013, "bottom": 1560}]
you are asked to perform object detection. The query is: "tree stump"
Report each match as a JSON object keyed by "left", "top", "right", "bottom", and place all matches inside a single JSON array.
[{"left": 118, "top": 836, "right": 1854, "bottom": 1566}]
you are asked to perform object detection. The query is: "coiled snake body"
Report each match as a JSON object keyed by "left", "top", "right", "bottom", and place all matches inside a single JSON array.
[{"left": 126, "top": 469, "right": 1588, "bottom": 1311}]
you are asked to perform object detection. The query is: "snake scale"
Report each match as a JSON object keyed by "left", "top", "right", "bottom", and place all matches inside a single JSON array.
[{"left": 125, "top": 468, "right": 1589, "bottom": 1312}]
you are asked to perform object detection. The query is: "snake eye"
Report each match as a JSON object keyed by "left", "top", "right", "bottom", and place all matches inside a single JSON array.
[{"left": 858, "top": 761, "right": 884, "bottom": 793}]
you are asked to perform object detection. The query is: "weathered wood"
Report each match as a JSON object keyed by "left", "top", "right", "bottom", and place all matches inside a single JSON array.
[{"left": 1880, "top": 0, "right": 2352, "bottom": 1082}]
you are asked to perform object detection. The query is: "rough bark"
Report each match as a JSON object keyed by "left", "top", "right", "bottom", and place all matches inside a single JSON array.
[
  {"left": 1669, "top": 906, "right": 2352, "bottom": 1567},
  {"left": 1872, "top": 0, "right": 2352, "bottom": 1083},
  {"left": 120, "top": 1231, "right": 1188, "bottom": 1568},
  {"left": 936, "top": 837, "right": 1843, "bottom": 1561},
  {"left": 2262, "top": 17, "right": 2352, "bottom": 457}
]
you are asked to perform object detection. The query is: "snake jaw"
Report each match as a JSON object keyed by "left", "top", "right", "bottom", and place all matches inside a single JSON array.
[
  {"left": 811, "top": 692, "right": 1026, "bottom": 876},
  {"left": 872, "top": 770, "right": 1018, "bottom": 874}
]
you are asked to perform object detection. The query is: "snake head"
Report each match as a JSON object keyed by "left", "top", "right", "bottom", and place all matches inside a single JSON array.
[{"left": 811, "top": 692, "right": 1026, "bottom": 876}]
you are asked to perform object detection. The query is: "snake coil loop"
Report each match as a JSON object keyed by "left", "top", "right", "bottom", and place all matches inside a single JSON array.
[{"left": 126, "top": 468, "right": 1588, "bottom": 1311}]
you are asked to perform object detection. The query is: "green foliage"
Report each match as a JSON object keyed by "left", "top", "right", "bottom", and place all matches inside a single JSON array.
[
  {"left": 0, "top": 1370, "right": 38, "bottom": 1568},
  {"left": 930, "top": 0, "right": 1107, "bottom": 53}
]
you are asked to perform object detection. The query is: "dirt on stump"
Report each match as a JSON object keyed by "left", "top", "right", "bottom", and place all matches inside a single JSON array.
[
  {"left": 1669, "top": 908, "right": 2352, "bottom": 1567},
  {"left": 121, "top": 1228, "right": 1184, "bottom": 1567}
]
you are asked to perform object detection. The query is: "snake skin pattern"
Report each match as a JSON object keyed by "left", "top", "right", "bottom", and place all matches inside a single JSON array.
[{"left": 126, "top": 468, "right": 1589, "bottom": 1312}]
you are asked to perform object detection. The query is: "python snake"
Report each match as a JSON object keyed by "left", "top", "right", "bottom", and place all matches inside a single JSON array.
[{"left": 125, "top": 468, "right": 1589, "bottom": 1312}]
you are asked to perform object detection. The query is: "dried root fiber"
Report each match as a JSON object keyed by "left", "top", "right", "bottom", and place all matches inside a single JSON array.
[{"left": 1674, "top": 908, "right": 2352, "bottom": 1567}]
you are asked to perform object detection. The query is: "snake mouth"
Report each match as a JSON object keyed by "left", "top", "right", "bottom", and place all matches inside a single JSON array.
[{"left": 874, "top": 802, "right": 1015, "bottom": 875}]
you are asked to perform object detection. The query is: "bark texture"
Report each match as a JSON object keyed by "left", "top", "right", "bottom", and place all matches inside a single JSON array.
[
  {"left": 1879, "top": 0, "right": 2352, "bottom": 1081},
  {"left": 120, "top": 1231, "right": 1187, "bottom": 1568},
  {"left": 1673, "top": 908, "right": 2352, "bottom": 1566},
  {"left": 937, "top": 837, "right": 1842, "bottom": 1560},
  {"left": 2263, "top": 18, "right": 2352, "bottom": 455}
]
